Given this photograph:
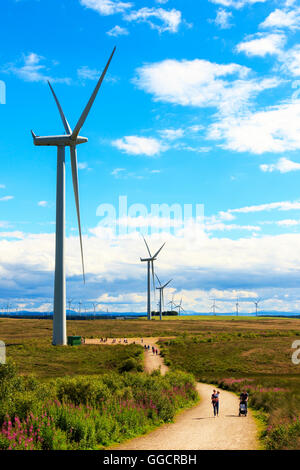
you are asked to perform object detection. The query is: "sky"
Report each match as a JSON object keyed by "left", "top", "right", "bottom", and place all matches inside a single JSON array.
[{"left": 1, "top": 0, "right": 300, "bottom": 314}]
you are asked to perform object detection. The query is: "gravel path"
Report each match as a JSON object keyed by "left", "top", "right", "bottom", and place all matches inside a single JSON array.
[{"left": 113, "top": 337, "right": 259, "bottom": 450}]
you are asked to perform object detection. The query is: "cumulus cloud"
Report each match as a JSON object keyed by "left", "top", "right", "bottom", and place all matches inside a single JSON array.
[
  {"left": 210, "top": 0, "right": 267, "bottom": 8},
  {"left": 260, "top": 157, "right": 300, "bottom": 173},
  {"left": 0, "top": 196, "right": 13, "bottom": 202},
  {"left": 260, "top": 7, "right": 300, "bottom": 30},
  {"left": 236, "top": 32, "right": 286, "bottom": 57},
  {"left": 124, "top": 7, "right": 182, "bottom": 33},
  {"left": 276, "top": 219, "right": 300, "bottom": 226},
  {"left": 158, "top": 128, "right": 185, "bottom": 140},
  {"left": 112, "top": 136, "right": 168, "bottom": 156},
  {"left": 106, "top": 25, "right": 129, "bottom": 36},
  {"left": 79, "top": 0, "right": 132, "bottom": 15},
  {"left": 209, "top": 100, "right": 300, "bottom": 154},
  {"left": 213, "top": 8, "right": 233, "bottom": 29},
  {"left": 133, "top": 58, "right": 280, "bottom": 115},
  {"left": 279, "top": 44, "right": 300, "bottom": 76},
  {"left": 2, "top": 53, "right": 70, "bottom": 84},
  {"left": 3, "top": 227, "right": 300, "bottom": 311}
]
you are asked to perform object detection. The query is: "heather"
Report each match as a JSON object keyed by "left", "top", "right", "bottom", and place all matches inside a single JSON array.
[{"left": 0, "top": 362, "right": 198, "bottom": 450}]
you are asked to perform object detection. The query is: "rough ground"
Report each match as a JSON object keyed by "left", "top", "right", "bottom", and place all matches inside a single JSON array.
[{"left": 107, "top": 337, "right": 259, "bottom": 450}]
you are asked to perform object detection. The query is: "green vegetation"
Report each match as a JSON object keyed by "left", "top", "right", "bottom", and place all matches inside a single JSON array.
[
  {"left": 0, "top": 361, "right": 198, "bottom": 450},
  {"left": 1, "top": 316, "right": 300, "bottom": 449}
]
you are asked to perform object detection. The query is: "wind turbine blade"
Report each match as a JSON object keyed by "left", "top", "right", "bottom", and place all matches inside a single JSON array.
[
  {"left": 153, "top": 242, "right": 166, "bottom": 259},
  {"left": 71, "top": 47, "right": 116, "bottom": 140},
  {"left": 70, "top": 146, "right": 85, "bottom": 283},
  {"left": 143, "top": 236, "right": 152, "bottom": 258},
  {"left": 162, "top": 279, "right": 172, "bottom": 289},
  {"left": 48, "top": 81, "right": 72, "bottom": 135},
  {"left": 155, "top": 273, "right": 162, "bottom": 286}
]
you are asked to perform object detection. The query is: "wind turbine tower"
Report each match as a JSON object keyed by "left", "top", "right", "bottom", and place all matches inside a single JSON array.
[
  {"left": 236, "top": 297, "right": 239, "bottom": 316},
  {"left": 140, "top": 236, "right": 165, "bottom": 321},
  {"left": 253, "top": 298, "right": 262, "bottom": 316},
  {"left": 210, "top": 299, "right": 217, "bottom": 316},
  {"left": 155, "top": 275, "right": 172, "bottom": 321},
  {"left": 31, "top": 48, "right": 116, "bottom": 345}
]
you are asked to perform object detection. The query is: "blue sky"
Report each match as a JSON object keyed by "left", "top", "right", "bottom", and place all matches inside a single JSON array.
[{"left": 1, "top": 0, "right": 300, "bottom": 313}]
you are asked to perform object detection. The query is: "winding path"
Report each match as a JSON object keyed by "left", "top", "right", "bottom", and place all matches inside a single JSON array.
[{"left": 112, "top": 337, "right": 259, "bottom": 450}]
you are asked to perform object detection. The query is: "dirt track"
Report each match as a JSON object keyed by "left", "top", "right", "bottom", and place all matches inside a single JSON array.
[{"left": 108, "top": 337, "right": 259, "bottom": 450}]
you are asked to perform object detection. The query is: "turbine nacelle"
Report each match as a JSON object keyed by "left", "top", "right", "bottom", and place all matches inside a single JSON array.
[{"left": 31, "top": 132, "right": 88, "bottom": 147}]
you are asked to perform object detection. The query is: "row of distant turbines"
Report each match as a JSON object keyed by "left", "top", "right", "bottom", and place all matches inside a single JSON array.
[{"left": 210, "top": 297, "right": 262, "bottom": 316}]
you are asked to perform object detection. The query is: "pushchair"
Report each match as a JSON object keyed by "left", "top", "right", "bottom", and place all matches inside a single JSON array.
[{"left": 239, "top": 401, "right": 247, "bottom": 417}]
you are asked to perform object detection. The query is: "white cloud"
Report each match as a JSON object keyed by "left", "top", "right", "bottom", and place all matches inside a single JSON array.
[
  {"left": 214, "top": 8, "right": 233, "bottom": 29},
  {"left": 279, "top": 44, "right": 300, "bottom": 76},
  {"left": 4, "top": 227, "right": 300, "bottom": 311},
  {"left": 38, "top": 201, "right": 48, "bottom": 207},
  {"left": 111, "top": 168, "right": 126, "bottom": 177},
  {"left": 260, "top": 157, "right": 300, "bottom": 173},
  {"left": 236, "top": 33, "right": 286, "bottom": 57},
  {"left": 112, "top": 136, "right": 168, "bottom": 156},
  {"left": 78, "top": 162, "right": 90, "bottom": 170},
  {"left": 133, "top": 58, "right": 279, "bottom": 115},
  {"left": 260, "top": 7, "right": 300, "bottom": 30},
  {"left": 206, "top": 222, "right": 261, "bottom": 232},
  {"left": 124, "top": 7, "right": 182, "bottom": 33},
  {"left": 0, "top": 231, "right": 24, "bottom": 239},
  {"left": 2, "top": 53, "right": 70, "bottom": 84},
  {"left": 229, "top": 200, "right": 300, "bottom": 214},
  {"left": 276, "top": 219, "right": 300, "bottom": 226},
  {"left": 79, "top": 0, "right": 132, "bottom": 15},
  {"left": 0, "top": 196, "right": 13, "bottom": 202},
  {"left": 0, "top": 185, "right": 5, "bottom": 189},
  {"left": 77, "top": 66, "right": 100, "bottom": 81},
  {"left": 209, "top": 100, "right": 300, "bottom": 154},
  {"left": 210, "top": 0, "right": 267, "bottom": 8},
  {"left": 159, "top": 128, "right": 184, "bottom": 140},
  {"left": 106, "top": 25, "right": 129, "bottom": 36}
]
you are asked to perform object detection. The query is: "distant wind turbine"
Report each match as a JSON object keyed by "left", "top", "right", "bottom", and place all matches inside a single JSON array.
[
  {"left": 167, "top": 293, "right": 175, "bottom": 312},
  {"left": 155, "top": 275, "right": 172, "bottom": 321},
  {"left": 140, "top": 236, "right": 166, "bottom": 320},
  {"left": 236, "top": 297, "right": 239, "bottom": 316},
  {"left": 253, "top": 298, "right": 262, "bottom": 316},
  {"left": 67, "top": 298, "right": 73, "bottom": 313},
  {"left": 174, "top": 298, "right": 186, "bottom": 316},
  {"left": 210, "top": 299, "right": 218, "bottom": 316},
  {"left": 31, "top": 48, "right": 116, "bottom": 345}
]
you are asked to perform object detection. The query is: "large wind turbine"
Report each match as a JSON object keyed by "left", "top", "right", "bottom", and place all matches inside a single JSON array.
[
  {"left": 155, "top": 275, "right": 172, "bottom": 321},
  {"left": 31, "top": 48, "right": 116, "bottom": 345},
  {"left": 140, "top": 237, "right": 165, "bottom": 320}
]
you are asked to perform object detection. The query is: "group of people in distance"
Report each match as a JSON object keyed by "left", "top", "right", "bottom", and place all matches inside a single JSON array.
[
  {"left": 143, "top": 343, "right": 159, "bottom": 355},
  {"left": 211, "top": 389, "right": 249, "bottom": 417}
]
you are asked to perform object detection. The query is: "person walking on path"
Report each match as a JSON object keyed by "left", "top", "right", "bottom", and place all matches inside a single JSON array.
[{"left": 211, "top": 389, "right": 220, "bottom": 417}]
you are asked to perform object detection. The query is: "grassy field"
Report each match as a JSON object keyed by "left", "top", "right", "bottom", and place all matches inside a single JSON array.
[
  {"left": 1, "top": 316, "right": 300, "bottom": 449},
  {"left": 0, "top": 316, "right": 300, "bottom": 378}
]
